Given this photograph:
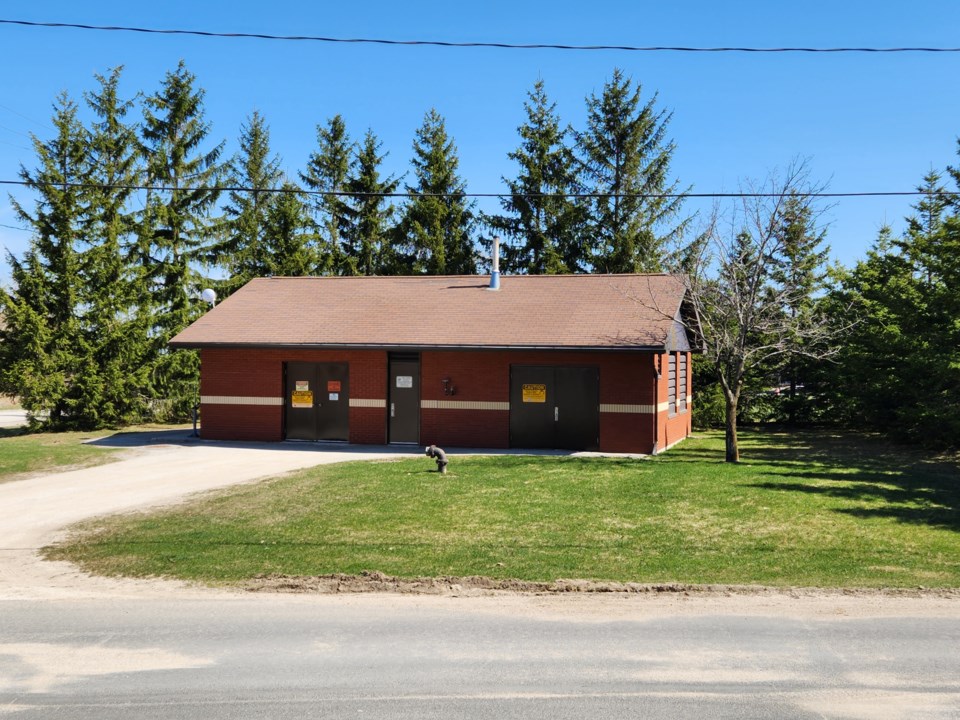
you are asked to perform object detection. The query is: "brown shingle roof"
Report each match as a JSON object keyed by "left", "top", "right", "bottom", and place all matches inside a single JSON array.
[{"left": 169, "top": 274, "right": 692, "bottom": 351}]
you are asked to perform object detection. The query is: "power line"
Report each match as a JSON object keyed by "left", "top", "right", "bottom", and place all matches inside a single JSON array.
[
  {"left": 0, "top": 101, "right": 52, "bottom": 131},
  {"left": 2, "top": 19, "right": 959, "bottom": 54},
  {"left": 0, "top": 121, "right": 32, "bottom": 139},
  {"left": 0, "top": 178, "right": 956, "bottom": 200}
]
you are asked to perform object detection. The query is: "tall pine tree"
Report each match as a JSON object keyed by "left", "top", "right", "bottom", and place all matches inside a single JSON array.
[
  {"left": 1, "top": 93, "right": 90, "bottom": 426},
  {"left": 263, "top": 182, "right": 316, "bottom": 277},
  {"left": 300, "top": 115, "right": 351, "bottom": 275},
  {"left": 827, "top": 169, "right": 960, "bottom": 447},
  {"left": 485, "top": 80, "right": 585, "bottom": 274},
  {"left": 342, "top": 130, "right": 400, "bottom": 275},
  {"left": 210, "top": 110, "right": 283, "bottom": 295},
  {"left": 79, "top": 67, "right": 153, "bottom": 426},
  {"left": 769, "top": 196, "right": 831, "bottom": 423},
  {"left": 399, "top": 109, "right": 476, "bottom": 275},
  {"left": 575, "top": 68, "right": 689, "bottom": 273},
  {"left": 138, "top": 60, "right": 224, "bottom": 418}
]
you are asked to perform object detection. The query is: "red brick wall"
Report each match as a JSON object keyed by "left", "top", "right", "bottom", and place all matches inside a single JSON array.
[
  {"left": 420, "top": 350, "right": 656, "bottom": 452},
  {"left": 654, "top": 350, "right": 693, "bottom": 452},
  {"left": 199, "top": 347, "right": 691, "bottom": 453},
  {"left": 420, "top": 408, "right": 509, "bottom": 449},
  {"left": 200, "top": 348, "right": 388, "bottom": 444},
  {"left": 201, "top": 404, "right": 283, "bottom": 442}
]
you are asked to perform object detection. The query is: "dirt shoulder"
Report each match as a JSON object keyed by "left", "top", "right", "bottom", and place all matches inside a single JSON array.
[
  {"left": 243, "top": 571, "right": 960, "bottom": 600},
  {"left": 230, "top": 572, "right": 960, "bottom": 621}
]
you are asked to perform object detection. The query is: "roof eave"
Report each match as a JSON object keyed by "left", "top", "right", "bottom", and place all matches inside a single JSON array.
[{"left": 169, "top": 341, "right": 669, "bottom": 353}]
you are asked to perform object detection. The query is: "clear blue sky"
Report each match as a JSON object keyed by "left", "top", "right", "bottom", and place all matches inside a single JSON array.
[{"left": 2, "top": 0, "right": 959, "bottom": 285}]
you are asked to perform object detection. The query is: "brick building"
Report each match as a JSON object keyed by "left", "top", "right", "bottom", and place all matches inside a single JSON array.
[{"left": 170, "top": 273, "right": 700, "bottom": 454}]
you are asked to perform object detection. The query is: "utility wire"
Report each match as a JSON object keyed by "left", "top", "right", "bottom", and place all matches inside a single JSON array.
[
  {"left": 0, "top": 101, "right": 52, "bottom": 131},
  {"left": 2, "top": 19, "right": 959, "bottom": 53},
  {"left": 0, "top": 178, "right": 956, "bottom": 200}
]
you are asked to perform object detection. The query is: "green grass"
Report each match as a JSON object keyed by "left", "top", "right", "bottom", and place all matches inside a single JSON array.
[
  {"left": 45, "top": 429, "right": 960, "bottom": 588},
  {"left": 0, "top": 427, "right": 119, "bottom": 483}
]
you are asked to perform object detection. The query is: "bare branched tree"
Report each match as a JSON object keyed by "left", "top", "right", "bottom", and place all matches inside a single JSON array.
[{"left": 686, "top": 160, "right": 848, "bottom": 462}]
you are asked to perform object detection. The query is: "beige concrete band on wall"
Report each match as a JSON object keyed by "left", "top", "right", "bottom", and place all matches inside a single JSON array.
[
  {"left": 201, "top": 396, "right": 283, "bottom": 406},
  {"left": 201, "top": 397, "right": 388, "bottom": 408},
  {"left": 348, "top": 399, "right": 387, "bottom": 408},
  {"left": 421, "top": 400, "right": 510, "bottom": 411},
  {"left": 600, "top": 403, "right": 663, "bottom": 414},
  {"left": 200, "top": 397, "right": 692, "bottom": 413}
]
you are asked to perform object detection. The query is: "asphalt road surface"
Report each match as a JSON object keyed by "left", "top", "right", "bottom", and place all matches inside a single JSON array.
[
  {"left": 0, "top": 409, "right": 27, "bottom": 429},
  {"left": 2, "top": 595, "right": 959, "bottom": 719},
  {"left": 1, "top": 432, "right": 958, "bottom": 719}
]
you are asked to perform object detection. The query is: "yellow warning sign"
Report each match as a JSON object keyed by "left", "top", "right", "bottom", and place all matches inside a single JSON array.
[
  {"left": 522, "top": 383, "right": 547, "bottom": 403},
  {"left": 291, "top": 390, "right": 313, "bottom": 408}
]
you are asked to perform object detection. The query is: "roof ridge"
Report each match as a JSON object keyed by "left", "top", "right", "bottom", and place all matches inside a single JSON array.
[{"left": 251, "top": 272, "right": 681, "bottom": 281}]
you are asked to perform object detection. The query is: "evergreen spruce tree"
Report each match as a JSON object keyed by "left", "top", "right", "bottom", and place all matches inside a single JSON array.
[
  {"left": 79, "top": 67, "right": 153, "bottom": 426},
  {"left": 210, "top": 110, "right": 283, "bottom": 295},
  {"left": 823, "top": 167, "right": 960, "bottom": 448},
  {"left": 138, "top": 60, "right": 224, "bottom": 419},
  {"left": 1, "top": 93, "right": 90, "bottom": 426},
  {"left": 399, "top": 109, "right": 476, "bottom": 275},
  {"left": 769, "top": 196, "right": 831, "bottom": 423},
  {"left": 342, "top": 130, "right": 400, "bottom": 275},
  {"left": 484, "top": 80, "right": 585, "bottom": 274},
  {"left": 263, "top": 182, "right": 316, "bottom": 276},
  {"left": 300, "top": 115, "right": 351, "bottom": 274},
  {"left": 575, "top": 68, "right": 689, "bottom": 273}
]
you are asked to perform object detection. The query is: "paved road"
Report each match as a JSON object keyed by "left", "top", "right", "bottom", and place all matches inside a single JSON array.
[
  {"left": 0, "top": 409, "right": 27, "bottom": 429},
  {"left": 2, "top": 596, "right": 959, "bottom": 719}
]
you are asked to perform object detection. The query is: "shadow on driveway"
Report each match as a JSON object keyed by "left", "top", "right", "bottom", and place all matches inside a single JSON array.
[{"left": 86, "top": 429, "right": 623, "bottom": 459}]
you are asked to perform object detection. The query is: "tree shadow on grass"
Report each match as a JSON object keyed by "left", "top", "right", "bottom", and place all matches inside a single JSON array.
[{"left": 737, "top": 428, "right": 960, "bottom": 532}]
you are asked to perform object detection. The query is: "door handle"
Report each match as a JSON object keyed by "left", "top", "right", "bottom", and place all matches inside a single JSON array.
[
  {"left": 391, "top": 403, "right": 395, "bottom": 418},
  {"left": 555, "top": 406, "right": 559, "bottom": 422}
]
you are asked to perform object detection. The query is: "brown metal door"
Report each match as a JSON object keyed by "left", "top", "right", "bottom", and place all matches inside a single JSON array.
[
  {"left": 315, "top": 363, "right": 349, "bottom": 441},
  {"left": 509, "top": 366, "right": 555, "bottom": 448},
  {"left": 285, "top": 362, "right": 319, "bottom": 441},
  {"left": 555, "top": 366, "right": 600, "bottom": 451},
  {"left": 388, "top": 355, "right": 420, "bottom": 444}
]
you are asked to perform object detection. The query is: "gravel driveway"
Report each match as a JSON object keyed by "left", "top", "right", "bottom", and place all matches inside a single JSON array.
[{"left": 0, "top": 430, "right": 412, "bottom": 600}]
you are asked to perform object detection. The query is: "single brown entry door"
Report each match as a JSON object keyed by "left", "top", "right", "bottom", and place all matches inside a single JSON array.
[{"left": 388, "top": 354, "right": 420, "bottom": 444}]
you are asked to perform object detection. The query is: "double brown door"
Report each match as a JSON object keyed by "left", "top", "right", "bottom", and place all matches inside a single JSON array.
[
  {"left": 509, "top": 365, "right": 599, "bottom": 450},
  {"left": 284, "top": 362, "right": 349, "bottom": 441}
]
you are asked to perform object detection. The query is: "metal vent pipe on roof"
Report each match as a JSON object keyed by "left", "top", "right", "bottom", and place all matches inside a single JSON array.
[{"left": 489, "top": 236, "right": 501, "bottom": 290}]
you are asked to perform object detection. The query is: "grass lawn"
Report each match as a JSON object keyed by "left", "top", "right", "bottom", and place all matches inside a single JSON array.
[
  {"left": 0, "top": 427, "right": 120, "bottom": 483},
  {"left": 45, "top": 429, "right": 960, "bottom": 588}
]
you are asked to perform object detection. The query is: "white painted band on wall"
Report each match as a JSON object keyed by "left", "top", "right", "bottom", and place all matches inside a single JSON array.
[
  {"left": 349, "top": 398, "right": 387, "bottom": 408},
  {"left": 421, "top": 400, "right": 509, "bottom": 411},
  {"left": 200, "top": 397, "right": 688, "bottom": 415},
  {"left": 201, "top": 396, "right": 283, "bottom": 406},
  {"left": 598, "top": 402, "right": 671, "bottom": 414},
  {"left": 420, "top": 401, "right": 679, "bottom": 414},
  {"left": 599, "top": 403, "right": 653, "bottom": 414}
]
